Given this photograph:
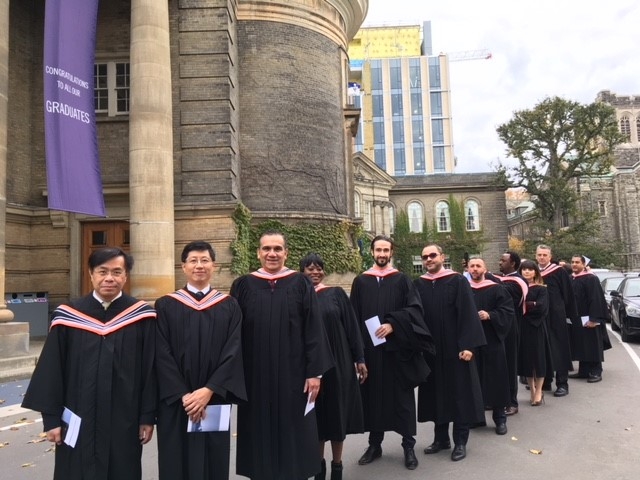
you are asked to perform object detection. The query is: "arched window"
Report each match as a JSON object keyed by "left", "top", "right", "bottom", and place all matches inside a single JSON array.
[
  {"left": 436, "top": 201, "right": 450, "bottom": 232},
  {"left": 407, "top": 201, "right": 423, "bottom": 233},
  {"left": 465, "top": 200, "right": 480, "bottom": 231},
  {"left": 363, "top": 201, "right": 372, "bottom": 231},
  {"left": 636, "top": 115, "right": 640, "bottom": 143},
  {"left": 354, "top": 191, "right": 361, "bottom": 218},
  {"left": 620, "top": 116, "right": 631, "bottom": 141},
  {"left": 388, "top": 205, "right": 396, "bottom": 234}
]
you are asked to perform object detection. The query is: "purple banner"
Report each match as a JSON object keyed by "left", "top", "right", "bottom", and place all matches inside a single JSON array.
[{"left": 44, "top": 0, "right": 105, "bottom": 216}]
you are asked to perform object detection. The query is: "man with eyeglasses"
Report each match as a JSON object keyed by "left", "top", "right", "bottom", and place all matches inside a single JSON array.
[
  {"left": 230, "top": 230, "right": 333, "bottom": 480},
  {"left": 155, "top": 241, "right": 247, "bottom": 480},
  {"left": 414, "top": 244, "right": 486, "bottom": 462},
  {"left": 350, "top": 235, "right": 432, "bottom": 471},
  {"left": 22, "top": 247, "right": 157, "bottom": 480}
]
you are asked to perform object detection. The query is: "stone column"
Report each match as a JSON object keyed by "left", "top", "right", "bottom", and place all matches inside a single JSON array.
[
  {"left": 129, "top": 0, "right": 175, "bottom": 301},
  {"left": 0, "top": 0, "right": 14, "bottom": 324}
]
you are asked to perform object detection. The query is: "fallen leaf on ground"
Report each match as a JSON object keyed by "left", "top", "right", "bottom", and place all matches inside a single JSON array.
[
  {"left": 529, "top": 449, "right": 542, "bottom": 455},
  {"left": 21, "top": 463, "right": 35, "bottom": 468},
  {"left": 511, "top": 436, "right": 518, "bottom": 441},
  {"left": 0, "top": 442, "right": 9, "bottom": 448},
  {"left": 0, "top": 399, "right": 5, "bottom": 404},
  {"left": 28, "top": 438, "right": 46, "bottom": 444}
]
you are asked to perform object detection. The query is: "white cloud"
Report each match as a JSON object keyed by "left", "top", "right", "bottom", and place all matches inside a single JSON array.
[{"left": 362, "top": 0, "right": 640, "bottom": 172}]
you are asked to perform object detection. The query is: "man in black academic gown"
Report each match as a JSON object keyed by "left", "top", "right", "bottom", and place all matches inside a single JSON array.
[
  {"left": 350, "top": 235, "right": 432, "bottom": 471},
  {"left": 155, "top": 241, "right": 247, "bottom": 480},
  {"left": 468, "top": 257, "right": 514, "bottom": 435},
  {"left": 569, "top": 255, "right": 612, "bottom": 383},
  {"left": 230, "top": 230, "right": 333, "bottom": 480},
  {"left": 415, "top": 244, "right": 486, "bottom": 462},
  {"left": 22, "top": 247, "right": 156, "bottom": 480},
  {"left": 497, "top": 251, "right": 528, "bottom": 416},
  {"left": 537, "top": 244, "right": 578, "bottom": 397}
]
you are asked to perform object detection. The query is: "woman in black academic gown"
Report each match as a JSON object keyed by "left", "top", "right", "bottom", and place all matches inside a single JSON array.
[
  {"left": 300, "top": 253, "right": 368, "bottom": 480},
  {"left": 518, "top": 260, "right": 553, "bottom": 406}
]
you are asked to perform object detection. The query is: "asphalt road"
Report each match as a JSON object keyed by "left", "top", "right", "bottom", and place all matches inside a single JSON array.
[{"left": 2, "top": 325, "right": 640, "bottom": 480}]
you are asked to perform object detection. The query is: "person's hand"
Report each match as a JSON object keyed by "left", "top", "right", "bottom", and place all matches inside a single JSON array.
[
  {"left": 459, "top": 350, "right": 473, "bottom": 361},
  {"left": 585, "top": 320, "right": 599, "bottom": 328},
  {"left": 46, "top": 427, "right": 62, "bottom": 445},
  {"left": 304, "top": 377, "right": 321, "bottom": 402},
  {"left": 478, "top": 310, "right": 490, "bottom": 321},
  {"left": 375, "top": 323, "right": 393, "bottom": 339},
  {"left": 183, "top": 387, "right": 214, "bottom": 422},
  {"left": 356, "top": 362, "right": 368, "bottom": 384},
  {"left": 139, "top": 424, "right": 154, "bottom": 445}
]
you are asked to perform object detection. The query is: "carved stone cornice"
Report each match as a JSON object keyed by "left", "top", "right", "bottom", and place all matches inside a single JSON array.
[{"left": 237, "top": 0, "right": 368, "bottom": 48}]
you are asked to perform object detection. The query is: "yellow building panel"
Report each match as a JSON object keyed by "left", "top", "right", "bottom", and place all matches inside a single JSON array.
[{"left": 349, "top": 25, "right": 422, "bottom": 60}]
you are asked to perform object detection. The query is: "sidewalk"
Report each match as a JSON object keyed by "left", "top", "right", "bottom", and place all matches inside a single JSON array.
[{"left": 0, "top": 339, "right": 44, "bottom": 383}]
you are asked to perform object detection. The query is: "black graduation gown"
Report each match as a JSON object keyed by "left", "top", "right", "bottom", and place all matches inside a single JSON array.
[
  {"left": 22, "top": 294, "right": 156, "bottom": 480},
  {"left": 541, "top": 265, "right": 577, "bottom": 371},
  {"left": 470, "top": 282, "right": 514, "bottom": 408},
  {"left": 570, "top": 273, "right": 612, "bottom": 362},
  {"left": 230, "top": 271, "right": 333, "bottom": 480},
  {"left": 518, "top": 285, "right": 553, "bottom": 377},
  {"left": 414, "top": 273, "right": 486, "bottom": 425},
  {"left": 155, "top": 288, "right": 247, "bottom": 480},
  {"left": 350, "top": 271, "right": 431, "bottom": 437},
  {"left": 315, "top": 286, "right": 365, "bottom": 441}
]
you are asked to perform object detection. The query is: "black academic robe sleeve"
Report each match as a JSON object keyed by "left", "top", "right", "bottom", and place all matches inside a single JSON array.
[
  {"left": 485, "top": 284, "right": 514, "bottom": 343},
  {"left": 334, "top": 287, "right": 365, "bottom": 363}
]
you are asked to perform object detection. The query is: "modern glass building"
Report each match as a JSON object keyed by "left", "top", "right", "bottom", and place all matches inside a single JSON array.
[{"left": 348, "top": 22, "right": 455, "bottom": 176}]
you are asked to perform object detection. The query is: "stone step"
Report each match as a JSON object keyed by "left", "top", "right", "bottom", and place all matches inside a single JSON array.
[{"left": 0, "top": 354, "right": 39, "bottom": 382}]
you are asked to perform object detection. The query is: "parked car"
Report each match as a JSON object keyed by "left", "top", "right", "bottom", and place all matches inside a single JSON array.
[
  {"left": 601, "top": 276, "right": 626, "bottom": 316},
  {"left": 610, "top": 277, "right": 640, "bottom": 342},
  {"left": 592, "top": 270, "right": 625, "bottom": 283}
]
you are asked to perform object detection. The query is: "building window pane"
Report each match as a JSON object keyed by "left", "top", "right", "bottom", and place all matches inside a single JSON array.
[
  {"left": 411, "top": 92, "right": 423, "bottom": 115},
  {"left": 407, "top": 202, "right": 423, "bottom": 233},
  {"left": 371, "top": 60, "right": 382, "bottom": 91},
  {"left": 433, "top": 146, "right": 445, "bottom": 172},
  {"left": 372, "top": 93, "right": 384, "bottom": 117},
  {"left": 94, "top": 61, "right": 130, "bottom": 116},
  {"left": 598, "top": 200, "right": 607, "bottom": 217},
  {"left": 620, "top": 116, "right": 631, "bottom": 141},
  {"left": 432, "top": 119, "right": 444, "bottom": 143},
  {"left": 413, "top": 145, "right": 425, "bottom": 173},
  {"left": 436, "top": 201, "right": 450, "bottom": 232},
  {"left": 465, "top": 200, "right": 480, "bottom": 231},
  {"left": 391, "top": 93, "right": 403, "bottom": 116},
  {"left": 429, "top": 56, "right": 441, "bottom": 89},
  {"left": 390, "top": 59, "right": 402, "bottom": 90},
  {"left": 430, "top": 92, "right": 443, "bottom": 116},
  {"left": 392, "top": 120, "right": 404, "bottom": 143},
  {"left": 354, "top": 192, "right": 361, "bottom": 218},
  {"left": 394, "top": 148, "right": 406, "bottom": 176},
  {"left": 389, "top": 205, "right": 395, "bottom": 233},
  {"left": 363, "top": 201, "right": 373, "bottom": 231},
  {"left": 374, "top": 146, "right": 386, "bottom": 170},
  {"left": 409, "top": 58, "right": 421, "bottom": 88}
]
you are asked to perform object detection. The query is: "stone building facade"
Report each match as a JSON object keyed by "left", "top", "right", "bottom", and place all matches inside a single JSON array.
[{"left": 0, "top": 0, "right": 368, "bottom": 315}]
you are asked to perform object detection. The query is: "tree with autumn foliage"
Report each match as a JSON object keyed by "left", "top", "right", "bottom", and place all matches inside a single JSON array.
[{"left": 496, "top": 96, "right": 625, "bottom": 263}]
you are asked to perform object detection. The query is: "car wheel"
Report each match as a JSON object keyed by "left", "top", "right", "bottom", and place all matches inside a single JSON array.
[
  {"left": 621, "top": 324, "right": 631, "bottom": 342},
  {"left": 612, "top": 313, "right": 620, "bottom": 331}
]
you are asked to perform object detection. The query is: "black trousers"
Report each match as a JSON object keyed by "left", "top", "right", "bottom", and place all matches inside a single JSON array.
[
  {"left": 433, "top": 422, "right": 470, "bottom": 446},
  {"left": 368, "top": 431, "right": 415, "bottom": 450}
]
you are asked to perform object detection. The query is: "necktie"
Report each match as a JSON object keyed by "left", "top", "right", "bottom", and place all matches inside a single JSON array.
[
  {"left": 269, "top": 280, "right": 276, "bottom": 292},
  {"left": 102, "top": 301, "right": 111, "bottom": 310},
  {"left": 194, "top": 291, "right": 205, "bottom": 300}
]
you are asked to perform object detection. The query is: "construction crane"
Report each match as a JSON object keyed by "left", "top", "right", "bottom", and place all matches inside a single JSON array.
[{"left": 446, "top": 49, "right": 492, "bottom": 62}]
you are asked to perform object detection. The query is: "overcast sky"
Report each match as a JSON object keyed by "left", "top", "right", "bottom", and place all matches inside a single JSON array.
[{"left": 362, "top": 0, "right": 640, "bottom": 173}]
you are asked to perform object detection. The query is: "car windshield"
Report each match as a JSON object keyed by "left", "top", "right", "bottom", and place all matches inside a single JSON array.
[
  {"left": 603, "top": 277, "right": 625, "bottom": 291},
  {"left": 623, "top": 280, "right": 640, "bottom": 297}
]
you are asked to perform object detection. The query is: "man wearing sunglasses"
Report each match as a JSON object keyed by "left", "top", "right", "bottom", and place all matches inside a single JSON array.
[{"left": 414, "top": 244, "right": 486, "bottom": 462}]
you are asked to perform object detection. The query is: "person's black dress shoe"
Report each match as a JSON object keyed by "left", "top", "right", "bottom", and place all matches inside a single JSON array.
[
  {"left": 569, "top": 372, "right": 589, "bottom": 379},
  {"left": 423, "top": 440, "right": 451, "bottom": 454},
  {"left": 553, "top": 386, "right": 569, "bottom": 397},
  {"left": 451, "top": 444, "right": 466, "bottom": 461},
  {"left": 358, "top": 445, "right": 382, "bottom": 465},
  {"left": 495, "top": 422, "right": 508, "bottom": 435},
  {"left": 505, "top": 406, "right": 518, "bottom": 416},
  {"left": 404, "top": 447, "right": 418, "bottom": 470},
  {"left": 587, "top": 374, "right": 602, "bottom": 383}
]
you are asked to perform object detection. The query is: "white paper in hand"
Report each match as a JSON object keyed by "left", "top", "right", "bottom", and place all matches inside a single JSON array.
[{"left": 365, "top": 315, "right": 386, "bottom": 346}]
